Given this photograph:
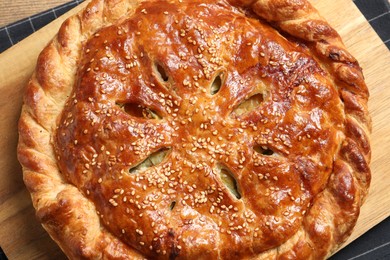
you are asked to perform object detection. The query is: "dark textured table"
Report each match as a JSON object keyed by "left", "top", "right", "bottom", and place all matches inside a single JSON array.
[{"left": 0, "top": 0, "right": 389, "bottom": 259}]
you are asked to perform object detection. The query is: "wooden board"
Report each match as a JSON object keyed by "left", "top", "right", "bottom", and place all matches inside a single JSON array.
[
  {"left": 0, "top": 0, "right": 69, "bottom": 27},
  {"left": 0, "top": 0, "right": 389, "bottom": 258}
]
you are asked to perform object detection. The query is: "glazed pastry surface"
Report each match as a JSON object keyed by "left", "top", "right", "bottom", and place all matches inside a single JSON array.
[{"left": 18, "top": 0, "right": 371, "bottom": 259}]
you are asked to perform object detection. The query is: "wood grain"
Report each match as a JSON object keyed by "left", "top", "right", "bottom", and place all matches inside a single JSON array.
[
  {"left": 0, "top": 3, "right": 87, "bottom": 259},
  {"left": 0, "top": 0, "right": 70, "bottom": 27},
  {"left": 0, "top": 0, "right": 389, "bottom": 259},
  {"left": 310, "top": 0, "right": 390, "bottom": 249}
]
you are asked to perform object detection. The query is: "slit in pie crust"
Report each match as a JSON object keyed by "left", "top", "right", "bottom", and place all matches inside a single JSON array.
[{"left": 17, "top": 0, "right": 371, "bottom": 259}]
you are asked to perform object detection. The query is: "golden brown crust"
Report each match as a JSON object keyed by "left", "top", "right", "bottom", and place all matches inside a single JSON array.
[{"left": 18, "top": 0, "right": 371, "bottom": 259}]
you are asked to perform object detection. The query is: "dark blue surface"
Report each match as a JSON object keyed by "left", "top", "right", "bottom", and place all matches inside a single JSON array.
[
  {"left": 0, "top": 0, "right": 84, "bottom": 53},
  {"left": 0, "top": 248, "right": 6, "bottom": 260},
  {"left": 354, "top": 0, "right": 390, "bottom": 50},
  {"left": 331, "top": 217, "right": 390, "bottom": 260}
]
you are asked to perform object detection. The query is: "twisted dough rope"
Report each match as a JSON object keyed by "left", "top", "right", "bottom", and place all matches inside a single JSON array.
[
  {"left": 226, "top": 0, "right": 371, "bottom": 258},
  {"left": 17, "top": 0, "right": 371, "bottom": 259},
  {"left": 18, "top": 0, "right": 147, "bottom": 258}
]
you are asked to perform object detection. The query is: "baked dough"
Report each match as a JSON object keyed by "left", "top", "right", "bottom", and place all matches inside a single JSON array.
[{"left": 17, "top": 0, "right": 371, "bottom": 259}]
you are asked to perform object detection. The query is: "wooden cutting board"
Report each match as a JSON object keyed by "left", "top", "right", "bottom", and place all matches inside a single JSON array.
[{"left": 0, "top": 0, "right": 389, "bottom": 259}]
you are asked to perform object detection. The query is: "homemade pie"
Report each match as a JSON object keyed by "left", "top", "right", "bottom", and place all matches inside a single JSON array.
[{"left": 17, "top": 0, "right": 371, "bottom": 259}]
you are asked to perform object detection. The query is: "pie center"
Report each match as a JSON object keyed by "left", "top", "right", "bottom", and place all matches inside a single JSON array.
[{"left": 54, "top": 0, "right": 345, "bottom": 258}]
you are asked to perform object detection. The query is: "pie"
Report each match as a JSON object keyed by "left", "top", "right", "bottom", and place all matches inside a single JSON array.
[{"left": 17, "top": 0, "right": 371, "bottom": 259}]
